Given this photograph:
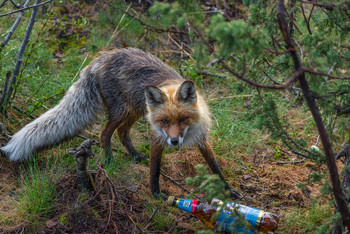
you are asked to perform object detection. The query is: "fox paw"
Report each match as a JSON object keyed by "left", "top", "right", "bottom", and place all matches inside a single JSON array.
[
  {"left": 153, "top": 190, "right": 168, "bottom": 201},
  {"left": 229, "top": 188, "right": 242, "bottom": 200},
  {"left": 132, "top": 153, "right": 147, "bottom": 163}
]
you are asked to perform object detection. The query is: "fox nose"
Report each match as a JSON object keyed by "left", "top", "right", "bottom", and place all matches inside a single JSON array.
[{"left": 170, "top": 138, "right": 179, "bottom": 145}]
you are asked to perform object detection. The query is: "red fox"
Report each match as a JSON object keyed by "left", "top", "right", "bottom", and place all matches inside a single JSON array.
[{"left": 1, "top": 48, "right": 239, "bottom": 198}]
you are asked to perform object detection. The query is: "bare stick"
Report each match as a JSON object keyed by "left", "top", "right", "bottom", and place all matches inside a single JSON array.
[
  {"left": 0, "top": 71, "right": 11, "bottom": 109},
  {"left": 147, "top": 208, "right": 158, "bottom": 224},
  {"left": 300, "top": 4, "right": 312, "bottom": 35},
  {"left": 297, "top": 0, "right": 335, "bottom": 10},
  {"left": 277, "top": 158, "right": 306, "bottom": 164},
  {"left": 284, "top": 7, "right": 303, "bottom": 35},
  {"left": 128, "top": 215, "right": 147, "bottom": 233},
  {"left": 0, "top": 0, "right": 31, "bottom": 48},
  {"left": 302, "top": 67, "right": 350, "bottom": 80},
  {"left": 198, "top": 71, "right": 226, "bottom": 79},
  {"left": 9, "top": 0, "right": 21, "bottom": 8},
  {"left": 0, "top": 0, "right": 9, "bottom": 8},
  {"left": 261, "top": 153, "right": 267, "bottom": 170},
  {"left": 107, "top": 3, "right": 132, "bottom": 46},
  {"left": 342, "top": 138, "right": 350, "bottom": 190},
  {"left": 0, "top": 122, "right": 11, "bottom": 138},
  {"left": 0, "top": 0, "right": 54, "bottom": 17},
  {"left": 2, "top": 0, "right": 42, "bottom": 109},
  {"left": 160, "top": 172, "right": 202, "bottom": 200}
]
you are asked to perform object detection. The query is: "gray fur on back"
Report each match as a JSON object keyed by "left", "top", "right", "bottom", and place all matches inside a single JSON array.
[
  {"left": 1, "top": 68, "right": 104, "bottom": 161},
  {"left": 1, "top": 48, "right": 190, "bottom": 161}
]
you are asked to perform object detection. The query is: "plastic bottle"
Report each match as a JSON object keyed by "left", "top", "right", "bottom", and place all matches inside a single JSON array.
[{"left": 167, "top": 196, "right": 279, "bottom": 233}]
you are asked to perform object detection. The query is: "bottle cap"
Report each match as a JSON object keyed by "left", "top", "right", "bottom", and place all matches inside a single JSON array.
[
  {"left": 167, "top": 196, "right": 175, "bottom": 206},
  {"left": 211, "top": 198, "right": 224, "bottom": 207}
]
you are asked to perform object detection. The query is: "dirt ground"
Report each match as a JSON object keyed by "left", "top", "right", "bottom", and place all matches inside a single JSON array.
[{"left": 0, "top": 139, "right": 326, "bottom": 233}]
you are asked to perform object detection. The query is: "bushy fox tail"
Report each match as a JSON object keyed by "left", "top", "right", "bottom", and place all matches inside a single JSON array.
[{"left": 1, "top": 68, "right": 104, "bottom": 161}]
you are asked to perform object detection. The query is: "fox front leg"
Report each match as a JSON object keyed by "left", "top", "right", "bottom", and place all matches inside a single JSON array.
[
  {"left": 198, "top": 140, "right": 242, "bottom": 199},
  {"left": 150, "top": 134, "right": 165, "bottom": 198}
]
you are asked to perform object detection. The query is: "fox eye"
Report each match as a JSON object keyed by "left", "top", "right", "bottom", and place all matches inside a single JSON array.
[
  {"left": 161, "top": 119, "right": 168, "bottom": 124},
  {"left": 179, "top": 117, "right": 187, "bottom": 122}
]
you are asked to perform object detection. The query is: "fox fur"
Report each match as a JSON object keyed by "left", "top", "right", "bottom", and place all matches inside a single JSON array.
[{"left": 1, "top": 48, "right": 238, "bottom": 198}]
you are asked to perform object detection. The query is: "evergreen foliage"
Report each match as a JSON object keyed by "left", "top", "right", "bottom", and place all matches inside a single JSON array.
[{"left": 149, "top": 0, "right": 350, "bottom": 231}]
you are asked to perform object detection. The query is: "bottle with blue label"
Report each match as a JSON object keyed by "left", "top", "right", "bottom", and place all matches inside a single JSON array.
[{"left": 167, "top": 196, "right": 279, "bottom": 233}]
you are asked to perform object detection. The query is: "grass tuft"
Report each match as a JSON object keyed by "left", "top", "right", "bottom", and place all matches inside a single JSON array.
[
  {"left": 15, "top": 157, "right": 62, "bottom": 226},
  {"left": 281, "top": 201, "right": 333, "bottom": 233}
]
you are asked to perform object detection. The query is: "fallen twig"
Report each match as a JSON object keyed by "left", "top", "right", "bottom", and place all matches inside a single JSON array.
[
  {"left": 277, "top": 158, "right": 306, "bottom": 164},
  {"left": 113, "top": 222, "right": 119, "bottom": 234},
  {"left": 198, "top": 71, "right": 226, "bottom": 79},
  {"left": 147, "top": 207, "right": 158, "bottom": 224},
  {"left": 167, "top": 32, "right": 194, "bottom": 61},
  {"left": 208, "top": 94, "right": 253, "bottom": 102},
  {"left": 0, "top": 221, "right": 28, "bottom": 233},
  {"left": 335, "top": 144, "right": 348, "bottom": 160},
  {"left": 166, "top": 213, "right": 187, "bottom": 233},
  {"left": 160, "top": 172, "right": 202, "bottom": 201},
  {"left": 261, "top": 153, "right": 267, "bottom": 170},
  {"left": 128, "top": 215, "right": 146, "bottom": 233}
]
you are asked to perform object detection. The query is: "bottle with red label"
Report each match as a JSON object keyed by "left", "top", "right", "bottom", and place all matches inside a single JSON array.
[{"left": 167, "top": 196, "right": 279, "bottom": 233}]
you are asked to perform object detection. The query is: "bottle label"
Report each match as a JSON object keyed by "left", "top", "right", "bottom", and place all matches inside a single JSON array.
[
  {"left": 216, "top": 202, "right": 263, "bottom": 233},
  {"left": 176, "top": 199, "right": 198, "bottom": 214}
]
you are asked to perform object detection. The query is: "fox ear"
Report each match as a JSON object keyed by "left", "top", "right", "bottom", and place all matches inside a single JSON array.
[
  {"left": 145, "top": 85, "right": 167, "bottom": 108},
  {"left": 176, "top": 80, "right": 197, "bottom": 104}
]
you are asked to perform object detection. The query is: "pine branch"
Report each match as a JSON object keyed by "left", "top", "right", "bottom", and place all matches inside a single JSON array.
[
  {"left": 100, "top": 0, "right": 187, "bottom": 35},
  {"left": 191, "top": 24, "right": 301, "bottom": 90},
  {"left": 300, "top": 4, "right": 312, "bottom": 35},
  {"left": 342, "top": 138, "right": 350, "bottom": 191},
  {"left": 297, "top": 0, "right": 335, "bottom": 10},
  {"left": 277, "top": 0, "right": 350, "bottom": 228},
  {"left": 302, "top": 67, "right": 350, "bottom": 80},
  {"left": 321, "top": 8, "right": 350, "bottom": 32},
  {"left": 284, "top": 5, "right": 303, "bottom": 35}
]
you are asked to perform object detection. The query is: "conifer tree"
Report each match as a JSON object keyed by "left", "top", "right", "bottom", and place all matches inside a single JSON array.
[{"left": 149, "top": 0, "right": 350, "bottom": 231}]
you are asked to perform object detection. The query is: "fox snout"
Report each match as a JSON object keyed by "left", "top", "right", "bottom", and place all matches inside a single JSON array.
[
  {"left": 162, "top": 124, "right": 186, "bottom": 146},
  {"left": 167, "top": 134, "right": 184, "bottom": 146},
  {"left": 170, "top": 137, "right": 179, "bottom": 145}
]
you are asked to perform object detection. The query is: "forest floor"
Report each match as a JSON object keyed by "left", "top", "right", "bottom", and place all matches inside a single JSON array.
[
  {"left": 0, "top": 132, "right": 330, "bottom": 233},
  {"left": 0, "top": 0, "right": 335, "bottom": 233}
]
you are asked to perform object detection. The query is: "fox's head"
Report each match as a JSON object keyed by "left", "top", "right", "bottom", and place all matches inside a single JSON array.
[{"left": 145, "top": 80, "right": 210, "bottom": 147}]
